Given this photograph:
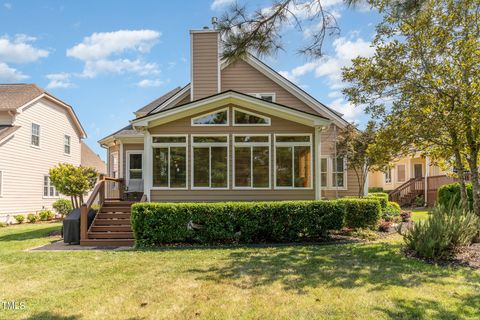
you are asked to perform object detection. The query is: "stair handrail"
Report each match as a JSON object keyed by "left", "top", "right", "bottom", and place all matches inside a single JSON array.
[{"left": 388, "top": 177, "right": 424, "bottom": 202}]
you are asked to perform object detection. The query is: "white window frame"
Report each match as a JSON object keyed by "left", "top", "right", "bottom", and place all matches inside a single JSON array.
[
  {"left": 232, "top": 107, "right": 271, "bottom": 127},
  {"left": 320, "top": 157, "right": 328, "bottom": 188},
  {"left": 273, "top": 133, "right": 313, "bottom": 190},
  {"left": 43, "top": 175, "right": 59, "bottom": 198},
  {"left": 126, "top": 150, "right": 144, "bottom": 186},
  {"left": 151, "top": 134, "right": 188, "bottom": 190},
  {"left": 0, "top": 170, "right": 3, "bottom": 197},
  {"left": 64, "top": 135, "right": 71, "bottom": 155},
  {"left": 191, "top": 107, "right": 229, "bottom": 127},
  {"left": 331, "top": 156, "right": 348, "bottom": 189},
  {"left": 191, "top": 134, "right": 230, "bottom": 190},
  {"left": 384, "top": 168, "right": 392, "bottom": 184},
  {"left": 31, "top": 123, "right": 40, "bottom": 147},
  {"left": 232, "top": 134, "right": 271, "bottom": 190},
  {"left": 396, "top": 164, "right": 406, "bottom": 183},
  {"left": 248, "top": 93, "right": 276, "bottom": 102}
]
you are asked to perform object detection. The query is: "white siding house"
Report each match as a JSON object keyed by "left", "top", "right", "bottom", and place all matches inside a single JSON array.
[{"left": 0, "top": 84, "right": 87, "bottom": 222}]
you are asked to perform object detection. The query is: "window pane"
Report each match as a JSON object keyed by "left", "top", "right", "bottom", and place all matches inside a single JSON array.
[
  {"left": 294, "top": 146, "right": 311, "bottom": 188},
  {"left": 234, "top": 110, "right": 269, "bottom": 124},
  {"left": 193, "top": 136, "right": 228, "bottom": 143},
  {"left": 397, "top": 165, "right": 406, "bottom": 182},
  {"left": 235, "top": 147, "right": 251, "bottom": 187},
  {"left": 152, "top": 136, "right": 186, "bottom": 144},
  {"left": 333, "top": 173, "right": 345, "bottom": 187},
  {"left": 193, "top": 148, "right": 209, "bottom": 187},
  {"left": 193, "top": 110, "right": 228, "bottom": 125},
  {"left": 320, "top": 158, "right": 328, "bottom": 187},
  {"left": 234, "top": 136, "right": 269, "bottom": 143},
  {"left": 253, "top": 146, "right": 269, "bottom": 188},
  {"left": 335, "top": 157, "right": 344, "bottom": 172},
  {"left": 276, "top": 147, "right": 293, "bottom": 187},
  {"left": 129, "top": 154, "right": 143, "bottom": 179},
  {"left": 153, "top": 148, "right": 168, "bottom": 187},
  {"left": 260, "top": 94, "right": 273, "bottom": 102},
  {"left": 276, "top": 136, "right": 310, "bottom": 143},
  {"left": 211, "top": 147, "right": 228, "bottom": 188},
  {"left": 170, "top": 147, "right": 186, "bottom": 188}
]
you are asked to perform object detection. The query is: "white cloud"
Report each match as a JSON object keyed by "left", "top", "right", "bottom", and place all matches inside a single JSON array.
[
  {"left": 0, "top": 62, "right": 28, "bottom": 81},
  {"left": 136, "top": 79, "right": 164, "bottom": 88},
  {"left": 3, "top": 3, "right": 11, "bottom": 9},
  {"left": 330, "top": 97, "right": 364, "bottom": 122},
  {"left": 46, "top": 73, "right": 73, "bottom": 89},
  {"left": 66, "top": 30, "right": 161, "bottom": 78},
  {"left": 0, "top": 34, "right": 49, "bottom": 64},
  {"left": 211, "top": 0, "right": 234, "bottom": 10}
]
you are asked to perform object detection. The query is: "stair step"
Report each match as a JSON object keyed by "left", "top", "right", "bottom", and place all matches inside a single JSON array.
[
  {"left": 91, "top": 225, "right": 132, "bottom": 232},
  {"left": 95, "top": 219, "right": 131, "bottom": 225},
  {"left": 97, "top": 213, "right": 131, "bottom": 219},
  {"left": 88, "top": 231, "right": 133, "bottom": 239},
  {"left": 80, "top": 239, "right": 134, "bottom": 246},
  {"left": 103, "top": 201, "right": 134, "bottom": 207},
  {"left": 101, "top": 207, "right": 131, "bottom": 213}
]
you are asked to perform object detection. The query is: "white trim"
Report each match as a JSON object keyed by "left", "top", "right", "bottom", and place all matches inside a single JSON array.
[
  {"left": 143, "top": 130, "right": 152, "bottom": 199},
  {"left": 119, "top": 143, "right": 124, "bottom": 178},
  {"left": 125, "top": 150, "right": 144, "bottom": 188},
  {"left": 31, "top": 123, "right": 40, "bottom": 147},
  {"left": 191, "top": 134, "right": 229, "bottom": 190},
  {"left": 273, "top": 133, "right": 314, "bottom": 190},
  {"left": 247, "top": 92, "right": 276, "bottom": 103},
  {"left": 151, "top": 134, "right": 188, "bottom": 190},
  {"left": 232, "top": 107, "right": 271, "bottom": 127},
  {"left": 384, "top": 168, "right": 393, "bottom": 184},
  {"left": 63, "top": 134, "right": 71, "bottom": 155},
  {"left": 232, "top": 134, "right": 271, "bottom": 190},
  {"left": 42, "top": 175, "right": 59, "bottom": 199},
  {"left": 149, "top": 85, "right": 191, "bottom": 114},
  {"left": 191, "top": 107, "right": 229, "bottom": 126},
  {"left": 331, "top": 156, "right": 348, "bottom": 190}
]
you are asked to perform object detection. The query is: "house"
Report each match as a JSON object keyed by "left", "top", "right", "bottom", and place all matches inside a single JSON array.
[
  {"left": 0, "top": 84, "right": 87, "bottom": 222},
  {"left": 81, "top": 142, "right": 107, "bottom": 175},
  {"left": 98, "top": 27, "right": 364, "bottom": 204}
]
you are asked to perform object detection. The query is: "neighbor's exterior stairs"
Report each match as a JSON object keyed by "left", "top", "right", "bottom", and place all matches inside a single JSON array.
[{"left": 81, "top": 200, "right": 134, "bottom": 246}]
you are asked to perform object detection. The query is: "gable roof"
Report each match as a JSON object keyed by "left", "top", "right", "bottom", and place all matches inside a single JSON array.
[
  {"left": 135, "top": 86, "right": 183, "bottom": 116},
  {"left": 0, "top": 83, "right": 87, "bottom": 138},
  {"left": 0, "top": 125, "right": 20, "bottom": 143},
  {"left": 81, "top": 142, "right": 107, "bottom": 174}
]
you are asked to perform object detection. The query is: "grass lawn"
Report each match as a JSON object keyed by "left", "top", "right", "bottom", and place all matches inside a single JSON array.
[
  {"left": 1, "top": 223, "right": 479, "bottom": 320},
  {"left": 411, "top": 209, "right": 430, "bottom": 223}
]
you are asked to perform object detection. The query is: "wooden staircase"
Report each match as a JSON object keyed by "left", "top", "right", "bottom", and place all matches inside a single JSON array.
[
  {"left": 389, "top": 177, "right": 424, "bottom": 207},
  {"left": 81, "top": 200, "right": 134, "bottom": 246}
]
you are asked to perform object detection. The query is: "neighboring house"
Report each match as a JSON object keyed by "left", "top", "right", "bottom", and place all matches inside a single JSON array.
[
  {"left": 99, "top": 27, "right": 364, "bottom": 203},
  {"left": 0, "top": 84, "right": 87, "bottom": 222},
  {"left": 81, "top": 142, "right": 107, "bottom": 175}
]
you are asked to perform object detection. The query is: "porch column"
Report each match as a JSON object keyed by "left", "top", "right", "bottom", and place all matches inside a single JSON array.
[
  {"left": 315, "top": 126, "right": 322, "bottom": 200},
  {"left": 119, "top": 142, "right": 124, "bottom": 179},
  {"left": 425, "top": 156, "right": 430, "bottom": 206},
  {"left": 143, "top": 128, "right": 152, "bottom": 201}
]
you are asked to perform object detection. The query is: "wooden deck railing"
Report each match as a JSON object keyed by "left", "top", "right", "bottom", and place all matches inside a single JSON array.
[
  {"left": 389, "top": 177, "right": 424, "bottom": 204},
  {"left": 80, "top": 176, "right": 124, "bottom": 242}
]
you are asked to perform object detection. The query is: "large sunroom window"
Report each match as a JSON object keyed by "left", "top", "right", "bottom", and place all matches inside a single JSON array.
[
  {"left": 233, "top": 108, "right": 271, "bottom": 126},
  {"left": 191, "top": 108, "right": 229, "bottom": 126},
  {"left": 192, "top": 135, "right": 229, "bottom": 189},
  {"left": 275, "top": 134, "right": 312, "bottom": 189},
  {"left": 233, "top": 135, "right": 270, "bottom": 189},
  {"left": 152, "top": 135, "right": 187, "bottom": 189}
]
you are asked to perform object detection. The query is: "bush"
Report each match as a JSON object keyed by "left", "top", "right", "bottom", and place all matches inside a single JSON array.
[
  {"left": 403, "top": 203, "right": 480, "bottom": 260},
  {"left": 438, "top": 183, "right": 473, "bottom": 210},
  {"left": 367, "top": 192, "right": 389, "bottom": 209},
  {"left": 383, "top": 201, "right": 401, "bottom": 221},
  {"left": 400, "top": 211, "right": 412, "bottom": 222},
  {"left": 39, "top": 210, "right": 55, "bottom": 221},
  {"left": 368, "top": 187, "right": 384, "bottom": 193},
  {"left": 132, "top": 201, "right": 346, "bottom": 246},
  {"left": 378, "top": 220, "right": 392, "bottom": 232},
  {"left": 52, "top": 199, "right": 73, "bottom": 218},
  {"left": 338, "top": 198, "right": 382, "bottom": 229},
  {"left": 14, "top": 215, "right": 25, "bottom": 224},
  {"left": 27, "top": 213, "right": 39, "bottom": 223},
  {"left": 0, "top": 221, "right": 7, "bottom": 228}
]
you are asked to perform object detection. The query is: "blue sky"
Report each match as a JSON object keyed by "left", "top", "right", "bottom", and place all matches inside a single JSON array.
[{"left": 0, "top": 0, "right": 381, "bottom": 159}]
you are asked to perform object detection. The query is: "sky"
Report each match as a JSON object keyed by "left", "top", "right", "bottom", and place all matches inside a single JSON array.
[{"left": 0, "top": 0, "right": 382, "bottom": 160}]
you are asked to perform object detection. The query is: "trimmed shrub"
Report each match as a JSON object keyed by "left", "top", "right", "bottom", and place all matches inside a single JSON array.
[
  {"left": 403, "top": 203, "right": 480, "bottom": 260},
  {"left": 14, "top": 215, "right": 25, "bottom": 224},
  {"left": 52, "top": 199, "right": 73, "bottom": 218},
  {"left": 39, "top": 210, "right": 55, "bottom": 221},
  {"left": 383, "top": 201, "right": 401, "bottom": 221},
  {"left": 438, "top": 183, "right": 473, "bottom": 210},
  {"left": 368, "top": 187, "right": 384, "bottom": 193},
  {"left": 338, "top": 198, "right": 382, "bottom": 229},
  {"left": 131, "top": 201, "right": 346, "bottom": 246},
  {"left": 368, "top": 192, "right": 389, "bottom": 209},
  {"left": 27, "top": 213, "right": 40, "bottom": 224}
]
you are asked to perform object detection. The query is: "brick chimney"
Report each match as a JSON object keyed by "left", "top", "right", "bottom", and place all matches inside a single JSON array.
[{"left": 190, "top": 28, "right": 220, "bottom": 101}]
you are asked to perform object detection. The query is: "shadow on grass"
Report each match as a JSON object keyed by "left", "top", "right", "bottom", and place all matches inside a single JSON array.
[
  {"left": 0, "top": 224, "right": 61, "bottom": 242},
  {"left": 23, "top": 312, "right": 80, "bottom": 320}
]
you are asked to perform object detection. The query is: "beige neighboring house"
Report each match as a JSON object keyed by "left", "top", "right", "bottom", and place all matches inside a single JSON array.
[
  {"left": 81, "top": 142, "right": 107, "bottom": 175},
  {"left": 0, "top": 84, "right": 87, "bottom": 222},
  {"left": 99, "top": 27, "right": 365, "bottom": 203}
]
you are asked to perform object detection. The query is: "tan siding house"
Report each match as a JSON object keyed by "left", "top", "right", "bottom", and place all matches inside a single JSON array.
[{"left": 99, "top": 28, "right": 362, "bottom": 203}]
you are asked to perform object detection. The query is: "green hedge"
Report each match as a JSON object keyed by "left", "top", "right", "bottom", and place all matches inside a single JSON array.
[
  {"left": 383, "top": 201, "right": 401, "bottom": 221},
  {"left": 368, "top": 187, "right": 384, "bottom": 193},
  {"left": 343, "top": 193, "right": 388, "bottom": 210},
  {"left": 338, "top": 199, "right": 382, "bottom": 229},
  {"left": 438, "top": 183, "right": 473, "bottom": 210}
]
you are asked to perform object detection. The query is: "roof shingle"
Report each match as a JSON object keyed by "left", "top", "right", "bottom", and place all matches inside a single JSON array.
[{"left": 0, "top": 84, "right": 44, "bottom": 111}]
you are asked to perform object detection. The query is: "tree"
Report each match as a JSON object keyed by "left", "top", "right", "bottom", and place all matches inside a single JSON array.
[
  {"left": 342, "top": 0, "right": 480, "bottom": 214},
  {"left": 336, "top": 121, "right": 393, "bottom": 196},
  {"left": 217, "top": 0, "right": 426, "bottom": 61},
  {"left": 49, "top": 164, "right": 98, "bottom": 209}
]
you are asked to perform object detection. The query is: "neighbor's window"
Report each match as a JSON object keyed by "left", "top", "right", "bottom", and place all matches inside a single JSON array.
[
  {"left": 191, "top": 108, "right": 229, "bottom": 126},
  {"left": 64, "top": 135, "right": 71, "bottom": 154},
  {"left": 275, "top": 135, "right": 312, "bottom": 188},
  {"left": 320, "top": 158, "right": 328, "bottom": 187},
  {"left": 152, "top": 136, "right": 187, "bottom": 188},
  {"left": 43, "top": 176, "right": 59, "bottom": 197},
  {"left": 192, "top": 135, "right": 228, "bottom": 188},
  {"left": 332, "top": 157, "right": 346, "bottom": 188},
  {"left": 385, "top": 168, "right": 392, "bottom": 183},
  {"left": 233, "top": 108, "right": 270, "bottom": 126},
  {"left": 397, "top": 164, "right": 406, "bottom": 182},
  {"left": 234, "top": 135, "right": 270, "bottom": 189},
  {"left": 31, "top": 123, "right": 40, "bottom": 147}
]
